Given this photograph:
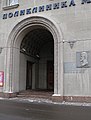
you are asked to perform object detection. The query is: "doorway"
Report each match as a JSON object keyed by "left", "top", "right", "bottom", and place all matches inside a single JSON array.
[
  {"left": 20, "top": 28, "right": 54, "bottom": 91},
  {"left": 26, "top": 61, "right": 33, "bottom": 90},
  {"left": 47, "top": 61, "right": 54, "bottom": 90}
]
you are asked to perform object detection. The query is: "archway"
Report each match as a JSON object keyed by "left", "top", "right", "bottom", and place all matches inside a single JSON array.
[
  {"left": 20, "top": 28, "right": 54, "bottom": 91},
  {"left": 4, "top": 16, "right": 63, "bottom": 97}
]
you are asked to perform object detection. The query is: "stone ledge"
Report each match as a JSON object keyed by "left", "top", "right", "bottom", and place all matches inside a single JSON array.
[
  {"left": 64, "top": 96, "right": 91, "bottom": 103},
  {"left": 52, "top": 96, "right": 91, "bottom": 103}
]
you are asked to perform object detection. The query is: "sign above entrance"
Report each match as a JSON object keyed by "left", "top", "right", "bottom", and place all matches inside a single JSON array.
[{"left": 3, "top": 0, "right": 91, "bottom": 20}]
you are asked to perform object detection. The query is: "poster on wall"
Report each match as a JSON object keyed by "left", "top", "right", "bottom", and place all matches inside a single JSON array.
[{"left": 0, "top": 71, "right": 4, "bottom": 87}]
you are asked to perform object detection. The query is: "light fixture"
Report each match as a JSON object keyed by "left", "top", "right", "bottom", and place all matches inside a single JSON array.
[
  {"left": 22, "top": 48, "right": 26, "bottom": 52},
  {"left": 36, "top": 54, "right": 40, "bottom": 58}
]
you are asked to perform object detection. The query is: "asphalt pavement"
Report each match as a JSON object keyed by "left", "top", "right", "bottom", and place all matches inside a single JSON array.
[{"left": 0, "top": 99, "right": 91, "bottom": 120}]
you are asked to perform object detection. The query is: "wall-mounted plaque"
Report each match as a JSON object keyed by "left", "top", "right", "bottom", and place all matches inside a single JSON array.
[{"left": 76, "top": 51, "right": 91, "bottom": 68}]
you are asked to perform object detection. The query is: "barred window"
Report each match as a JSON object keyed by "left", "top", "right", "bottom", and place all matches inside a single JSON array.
[
  {"left": 3, "top": 0, "right": 19, "bottom": 10},
  {"left": 3, "top": 0, "right": 19, "bottom": 6},
  {"left": 9, "top": 0, "right": 18, "bottom": 6}
]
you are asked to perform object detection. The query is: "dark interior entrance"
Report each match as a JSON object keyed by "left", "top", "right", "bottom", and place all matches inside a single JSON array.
[
  {"left": 20, "top": 28, "right": 54, "bottom": 92},
  {"left": 47, "top": 61, "right": 54, "bottom": 90},
  {"left": 26, "top": 61, "right": 33, "bottom": 89}
]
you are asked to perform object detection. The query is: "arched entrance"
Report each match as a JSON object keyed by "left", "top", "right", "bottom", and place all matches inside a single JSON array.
[
  {"left": 20, "top": 28, "right": 54, "bottom": 91},
  {"left": 4, "top": 16, "right": 63, "bottom": 98}
]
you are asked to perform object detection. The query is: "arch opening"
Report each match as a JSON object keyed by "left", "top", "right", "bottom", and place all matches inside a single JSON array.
[{"left": 20, "top": 28, "right": 54, "bottom": 92}]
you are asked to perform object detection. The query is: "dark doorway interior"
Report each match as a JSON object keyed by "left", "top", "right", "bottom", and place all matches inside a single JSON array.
[
  {"left": 47, "top": 61, "right": 54, "bottom": 90},
  {"left": 26, "top": 61, "right": 33, "bottom": 90},
  {"left": 20, "top": 28, "right": 54, "bottom": 92}
]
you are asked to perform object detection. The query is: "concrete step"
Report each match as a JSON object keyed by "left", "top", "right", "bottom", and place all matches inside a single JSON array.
[
  {"left": 17, "top": 91, "right": 52, "bottom": 100},
  {"left": 17, "top": 94, "right": 52, "bottom": 100}
]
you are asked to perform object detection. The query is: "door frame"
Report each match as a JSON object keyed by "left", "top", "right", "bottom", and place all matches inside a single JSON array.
[{"left": 47, "top": 61, "right": 54, "bottom": 90}]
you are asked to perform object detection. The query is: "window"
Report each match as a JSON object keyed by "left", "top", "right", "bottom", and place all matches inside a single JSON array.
[
  {"left": 3, "top": 0, "right": 19, "bottom": 10},
  {"left": 9, "top": 0, "right": 18, "bottom": 6}
]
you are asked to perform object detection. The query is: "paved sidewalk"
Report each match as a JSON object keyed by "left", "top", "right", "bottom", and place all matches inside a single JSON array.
[
  {"left": 1, "top": 90, "right": 91, "bottom": 107},
  {"left": 1, "top": 97, "right": 91, "bottom": 107}
]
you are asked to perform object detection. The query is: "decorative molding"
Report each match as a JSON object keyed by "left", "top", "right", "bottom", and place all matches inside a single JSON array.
[
  {"left": 68, "top": 41, "right": 76, "bottom": 49},
  {"left": 4, "top": 16, "right": 63, "bottom": 94}
]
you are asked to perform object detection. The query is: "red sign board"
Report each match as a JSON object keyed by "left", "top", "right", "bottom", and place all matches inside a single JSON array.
[{"left": 0, "top": 71, "right": 4, "bottom": 87}]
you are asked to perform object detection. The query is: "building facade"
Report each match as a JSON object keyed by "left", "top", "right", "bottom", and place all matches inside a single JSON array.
[{"left": 0, "top": 0, "right": 91, "bottom": 102}]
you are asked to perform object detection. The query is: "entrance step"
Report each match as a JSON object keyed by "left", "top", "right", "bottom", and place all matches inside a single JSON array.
[{"left": 17, "top": 90, "right": 53, "bottom": 100}]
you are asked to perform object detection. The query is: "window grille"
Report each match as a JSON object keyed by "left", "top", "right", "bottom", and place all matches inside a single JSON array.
[
  {"left": 9, "top": 0, "right": 18, "bottom": 6},
  {"left": 3, "top": 0, "right": 19, "bottom": 10}
]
